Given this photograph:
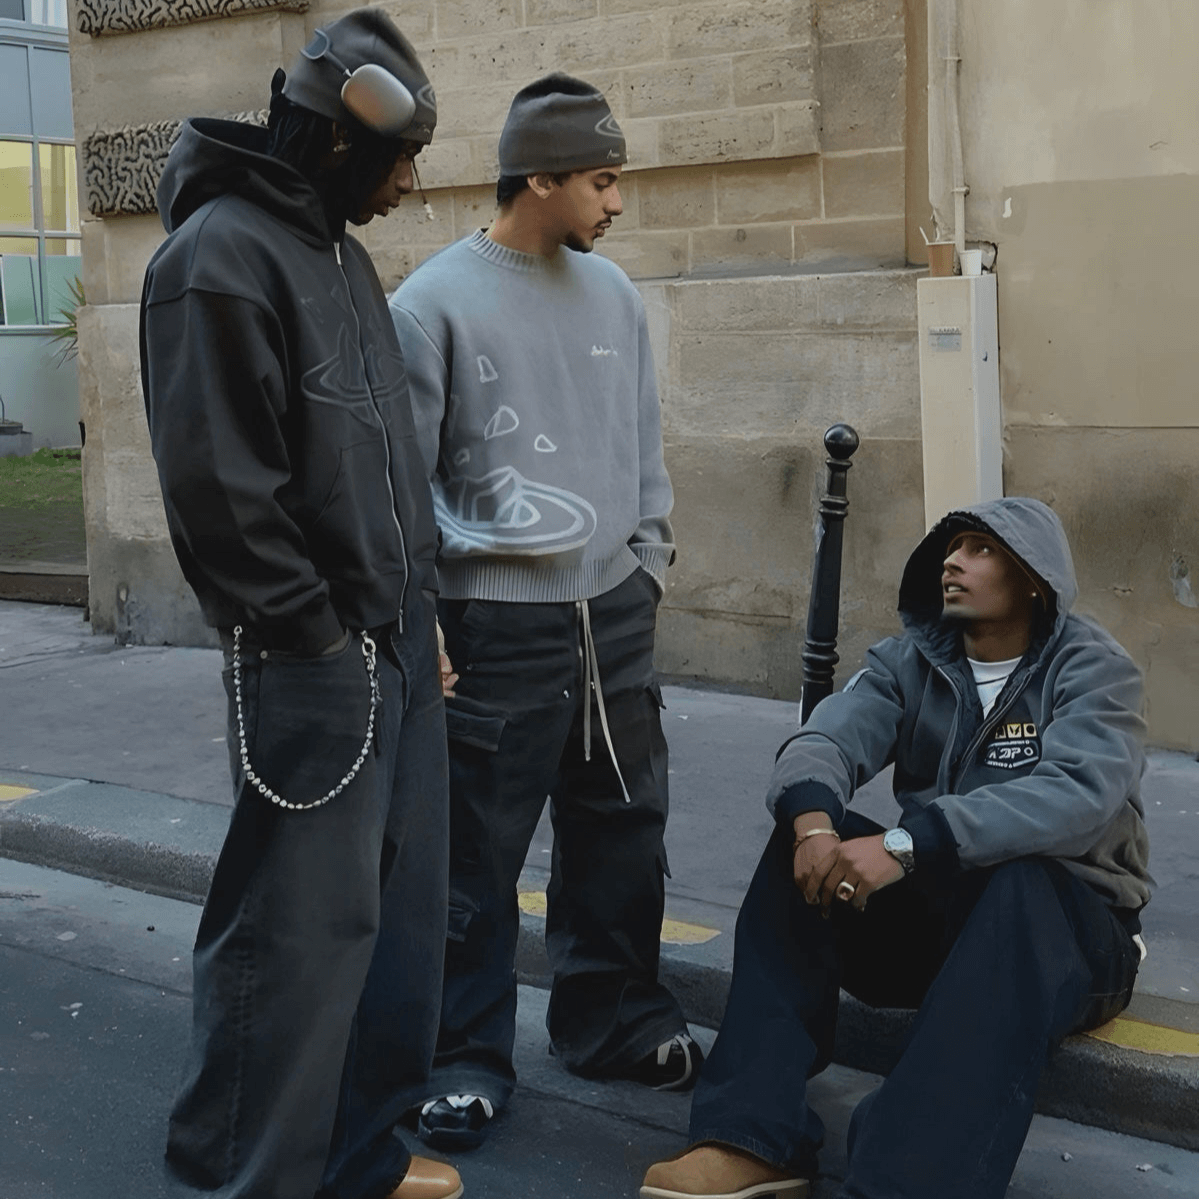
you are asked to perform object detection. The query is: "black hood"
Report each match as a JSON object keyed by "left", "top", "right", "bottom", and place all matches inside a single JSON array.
[
  {"left": 157, "top": 118, "right": 334, "bottom": 243},
  {"left": 897, "top": 496, "right": 1077, "bottom": 663}
]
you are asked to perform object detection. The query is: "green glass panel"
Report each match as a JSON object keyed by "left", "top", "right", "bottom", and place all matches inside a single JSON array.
[
  {"left": 43, "top": 247, "right": 81, "bottom": 325},
  {"left": 39, "top": 143, "right": 79, "bottom": 233},
  {"left": 0, "top": 141, "right": 35, "bottom": 228},
  {"left": 0, "top": 248, "right": 40, "bottom": 325}
]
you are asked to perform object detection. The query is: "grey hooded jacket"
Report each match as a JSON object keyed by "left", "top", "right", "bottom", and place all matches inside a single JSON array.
[{"left": 770, "top": 497, "right": 1152, "bottom": 912}]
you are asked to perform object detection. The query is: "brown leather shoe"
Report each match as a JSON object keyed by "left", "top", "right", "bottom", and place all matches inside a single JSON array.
[
  {"left": 640, "top": 1143, "right": 809, "bottom": 1199},
  {"left": 388, "top": 1154, "right": 464, "bottom": 1199}
]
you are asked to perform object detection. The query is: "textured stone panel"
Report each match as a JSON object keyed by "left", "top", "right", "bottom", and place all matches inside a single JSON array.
[
  {"left": 82, "top": 110, "right": 266, "bottom": 217},
  {"left": 625, "top": 59, "right": 733, "bottom": 120},
  {"left": 819, "top": 36, "right": 905, "bottom": 152},
  {"left": 76, "top": 0, "right": 306, "bottom": 38},
  {"left": 525, "top": 0, "right": 598, "bottom": 25},
  {"left": 815, "top": 269, "right": 918, "bottom": 329},
  {"left": 822, "top": 149, "right": 904, "bottom": 217},
  {"left": 658, "top": 107, "right": 776, "bottom": 166},
  {"left": 673, "top": 276, "right": 820, "bottom": 333},
  {"left": 794, "top": 216, "right": 906, "bottom": 268},
  {"left": 597, "top": 229, "right": 689, "bottom": 280},
  {"left": 689, "top": 223, "right": 794, "bottom": 275},
  {"left": 732, "top": 47, "right": 815, "bottom": 107},
  {"left": 665, "top": 1, "right": 813, "bottom": 59},
  {"left": 637, "top": 166, "right": 716, "bottom": 229},
  {"left": 714, "top": 156, "right": 821, "bottom": 224},
  {"left": 815, "top": 0, "right": 904, "bottom": 44},
  {"left": 435, "top": 0, "right": 520, "bottom": 40}
]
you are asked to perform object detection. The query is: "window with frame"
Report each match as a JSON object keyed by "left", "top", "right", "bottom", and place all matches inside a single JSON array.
[{"left": 0, "top": 33, "right": 78, "bottom": 328}]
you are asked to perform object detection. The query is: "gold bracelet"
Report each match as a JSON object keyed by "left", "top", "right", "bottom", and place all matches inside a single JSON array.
[{"left": 793, "top": 827, "right": 840, "bottom": 849}]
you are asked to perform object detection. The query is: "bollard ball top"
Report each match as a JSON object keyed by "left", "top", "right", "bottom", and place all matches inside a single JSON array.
[{"left": 824, "top": 423, "right": 860, "bottom": 460}]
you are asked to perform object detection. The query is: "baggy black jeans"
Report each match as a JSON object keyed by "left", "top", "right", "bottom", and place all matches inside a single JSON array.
[
  {"left": 165, "top": 592, "right": 448, "bottom": 1199},
  {"left": 427, "top": 568, "right": 688, "bottom": 1108},
  {"left": 688, "top": 812, "right": 1141, "bottom": 1199}
]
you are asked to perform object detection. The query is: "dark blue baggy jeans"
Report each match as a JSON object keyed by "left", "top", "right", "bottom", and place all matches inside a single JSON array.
[
  {"left": 688, "top": 812, "right": 1141, "bottom": 1199},
  {"left": 426, "top": 568, "right": 688, "bottom": 1108},
  {"left": 165, "top": 592, "right": 448, "bottom": 1199}
]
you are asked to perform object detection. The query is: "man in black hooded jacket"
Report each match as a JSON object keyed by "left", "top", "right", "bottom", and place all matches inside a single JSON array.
[
  {"left": 140, "top": 10, "right": 461, "bottom": 1199},
  {"left": 642, "top": 497, "right": 1151, "bottom": 1199}
]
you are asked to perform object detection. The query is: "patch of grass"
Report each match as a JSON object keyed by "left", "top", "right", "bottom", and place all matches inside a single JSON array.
[{"left": 0, "top": 447, "right": 83, "bottom": 509}]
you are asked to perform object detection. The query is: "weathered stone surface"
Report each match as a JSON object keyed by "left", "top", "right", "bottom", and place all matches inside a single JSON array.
[
  {"left": 732, "top": 47, "right": 815, "bottom": 108},
  {"left": 795, "top": 216, "right": 906, "bottom": 268},
  {"left": 637, "top": 166, "right": 716, "bottom": 230},
  {"left": 715, "top": 156, "right": 821, "bottom": 225},
  {"left": 657, "top": 433, "right": 920, "bottom": 699},
  {"left": 815, "top": 0, "right": 904, "bottom": 45},
  {"left": 525, "top": 0, "right": 598, "bottom": 25},
  {"left": 597, "top": 230, "right": 689, "bottom": 280},
  {"left": 435, "top": 0, "right": 520, "bottom": 40},
  {"left": 75, "top": 0, "right": 306, "bottom": 39},
  {"left": 688, "top": 223, "right": 794, "bottom": 275},
  {"left": 93, "top": 214, "right": 168, "bottom": 305},
  {"left": 670, "top": 329, "right": 920, "bottom": 440},
  {"left": 775, "top": 102, "right": 822, "bottom": 158},
  {"left": 822, "top": 149, "right": 905, "bottom": 218},
  {"left": 818, "top": 35, "right": 905, "bottom": 152},
  {"left": 625, "top": 59, "right": 733, "bottom": 120},
  {"left": 816, "top": 269, "right": 918, "bottom": 329},
  {"left": 665, "top": 1, "right": 812, "bottom": 60},
  {"left": 659, "top": 108, "right": 777, "bottom": 167},
  {"left": 69, "top": 14, "right": 290, "bottom": 130},
  {"left": 672, "top": 275, "right": 820, "bottom": 333},
  {"left": 1004, "top": 426, "right": 1199, "bottom": 752}
]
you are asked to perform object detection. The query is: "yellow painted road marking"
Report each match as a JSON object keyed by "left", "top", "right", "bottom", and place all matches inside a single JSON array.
[
  {"left": 517, "top": 891, "right": 720, "bottom": 945},
  {"left": 0, "top": 785, "right": 37, "bottom": 803},
  {"left": 1084, "top": 1015, "right": 1199, "bottom": 1057}
]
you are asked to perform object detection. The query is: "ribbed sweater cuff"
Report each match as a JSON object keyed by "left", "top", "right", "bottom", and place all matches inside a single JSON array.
[
  {"left": 773, "top": 781, "right": 844, "bottom": 830},
  {"left": 630, "top": 545, "right": 671, "bottom": 593}
]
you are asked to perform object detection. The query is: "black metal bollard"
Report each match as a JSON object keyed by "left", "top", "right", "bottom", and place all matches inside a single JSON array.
[{"left": 800, "top": 424, "right": 860, "bottom": 724}]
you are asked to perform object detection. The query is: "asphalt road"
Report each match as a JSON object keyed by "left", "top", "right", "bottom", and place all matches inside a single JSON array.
[{"left": 3, "top": 859, "right": 1199, "bottom": 1199}]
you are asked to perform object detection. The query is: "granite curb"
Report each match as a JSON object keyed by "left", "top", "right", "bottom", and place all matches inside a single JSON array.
[{"left": 1, "top": 777, "right": 1196, "bottom": 1152}]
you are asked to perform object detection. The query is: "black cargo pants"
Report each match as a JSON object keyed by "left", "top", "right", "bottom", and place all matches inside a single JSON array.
[{"left": 428, "top": 567, "right": 688, "bottom": 1108}]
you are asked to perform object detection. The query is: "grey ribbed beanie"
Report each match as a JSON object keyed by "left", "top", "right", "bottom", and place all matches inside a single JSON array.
[
  {"left": 283, "top": 8, "right": 436, "bottom": 144},
  {"left": 498, "top": 73, "right": 626, "bottom": 176}
]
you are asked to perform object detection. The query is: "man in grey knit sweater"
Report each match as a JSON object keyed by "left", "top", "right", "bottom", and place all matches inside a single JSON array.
[{"left": 389, "top": 73, "right": 698, "bottom": 1152}]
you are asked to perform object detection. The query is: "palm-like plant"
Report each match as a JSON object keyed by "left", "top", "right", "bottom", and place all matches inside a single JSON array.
[{"left": 46, "top": 274, "right": 86, "bottom": 366}]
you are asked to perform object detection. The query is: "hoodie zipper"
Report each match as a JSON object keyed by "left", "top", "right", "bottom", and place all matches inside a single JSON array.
[
  {"left": 334, "top": 240, "right": 408, "bottom": 631},
  {"left": 949, "top": 665, "right": 1033, "bottom": 790}
]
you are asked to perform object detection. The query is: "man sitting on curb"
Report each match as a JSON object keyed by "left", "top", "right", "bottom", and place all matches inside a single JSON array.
[{"left": 642, "top": 497, "right": 1152, "bottom": 1199}]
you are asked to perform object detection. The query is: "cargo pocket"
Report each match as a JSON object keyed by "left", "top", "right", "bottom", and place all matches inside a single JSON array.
[
  {"left": 445, "top": 694, "right": 507, "bottom": 752},
  {"left": 446, "top": 883, "right": 480, "bottom": 944}
]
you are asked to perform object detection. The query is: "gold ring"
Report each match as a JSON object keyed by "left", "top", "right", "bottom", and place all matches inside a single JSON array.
[{"left": 835, "top": 880, "right": 856, "bottom": 901}]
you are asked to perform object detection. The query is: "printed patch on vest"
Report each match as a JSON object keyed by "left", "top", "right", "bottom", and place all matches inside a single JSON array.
[{"left": 983, "top": 721, "right": 1042, "bottom": 770}]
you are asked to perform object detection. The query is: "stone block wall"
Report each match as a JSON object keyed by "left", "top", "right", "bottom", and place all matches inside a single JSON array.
[
  {"left": 69, "top": 0, "right": 926, "bottom": 699},
  {"left": 358, "top": 0, "right": 909, "bottom": 285}
]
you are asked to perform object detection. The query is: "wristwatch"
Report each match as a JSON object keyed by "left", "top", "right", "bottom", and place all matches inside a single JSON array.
[{"left": 882, "top": 827, "right": 915, "bottom": 874}]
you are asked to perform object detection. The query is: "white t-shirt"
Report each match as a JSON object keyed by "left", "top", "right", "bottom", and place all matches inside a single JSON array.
[{"left": 967, "top": 655, "right": 1023, "bottom": 718}]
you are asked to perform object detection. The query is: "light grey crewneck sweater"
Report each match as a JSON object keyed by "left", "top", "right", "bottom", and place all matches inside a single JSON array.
[{"left": 389, "top": 229, "right": 675, "bottom": 603}]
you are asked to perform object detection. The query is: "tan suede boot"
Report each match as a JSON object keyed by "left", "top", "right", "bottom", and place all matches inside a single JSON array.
[
  {"left": 640, "top": 1143, "right": 809, "bottom": 1199},
  {"left": 387, "top": 1154, "right": 464, "bottom": 1199}
]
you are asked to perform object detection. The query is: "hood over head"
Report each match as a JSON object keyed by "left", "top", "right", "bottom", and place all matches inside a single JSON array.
[
  {"left": 156, "top": 118, "right": 334, "bottom": 241},
  {"left": 898, "top": 496, "right": 1077, "bottom": 658}
]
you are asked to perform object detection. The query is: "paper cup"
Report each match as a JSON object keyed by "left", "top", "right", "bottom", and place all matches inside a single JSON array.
[
  {"left": 960, "top": 248, "right": 983, "bottom": 277},
  {"left": 927, "top": 242, "right": 955, "bottom": 277}
]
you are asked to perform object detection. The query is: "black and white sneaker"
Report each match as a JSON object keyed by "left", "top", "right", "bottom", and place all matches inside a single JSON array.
[
  {"left": 627, "top": 1033, "right": 704, "bottom": 1092},
  {"left": 417, "top": 1094, "right": 495, "bottom": 1151}
]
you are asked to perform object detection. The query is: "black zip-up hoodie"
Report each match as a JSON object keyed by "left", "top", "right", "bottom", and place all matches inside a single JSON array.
[
  {"left": 140, "top": 118, "right": 438, "bottom": 654},
  {"left": 770, "top": 497, "right": 1152, "bottom": 912}
]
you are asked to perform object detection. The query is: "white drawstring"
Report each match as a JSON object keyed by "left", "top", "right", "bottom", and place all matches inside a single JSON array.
[{"left": 578, "top": 599, "right": 632, "bottom": 804}]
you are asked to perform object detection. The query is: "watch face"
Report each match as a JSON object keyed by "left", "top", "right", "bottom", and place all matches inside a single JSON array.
[{"left": 884, "top": 828, "right": 914, "bottom": 867}]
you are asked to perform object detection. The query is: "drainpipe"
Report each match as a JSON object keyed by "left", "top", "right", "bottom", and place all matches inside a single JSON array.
[{"left": 943, "top": 0, "right": 967, "bottom": 257}]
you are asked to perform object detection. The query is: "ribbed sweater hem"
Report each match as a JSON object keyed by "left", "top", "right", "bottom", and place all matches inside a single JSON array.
[{"left": 437, "top": 548, "right": 642, "bottom": 603}]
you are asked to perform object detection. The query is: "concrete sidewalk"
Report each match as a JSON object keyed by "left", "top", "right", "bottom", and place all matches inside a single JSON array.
[{"left": 2, "top": 598, "right": 1197, "bottom": 1150}]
